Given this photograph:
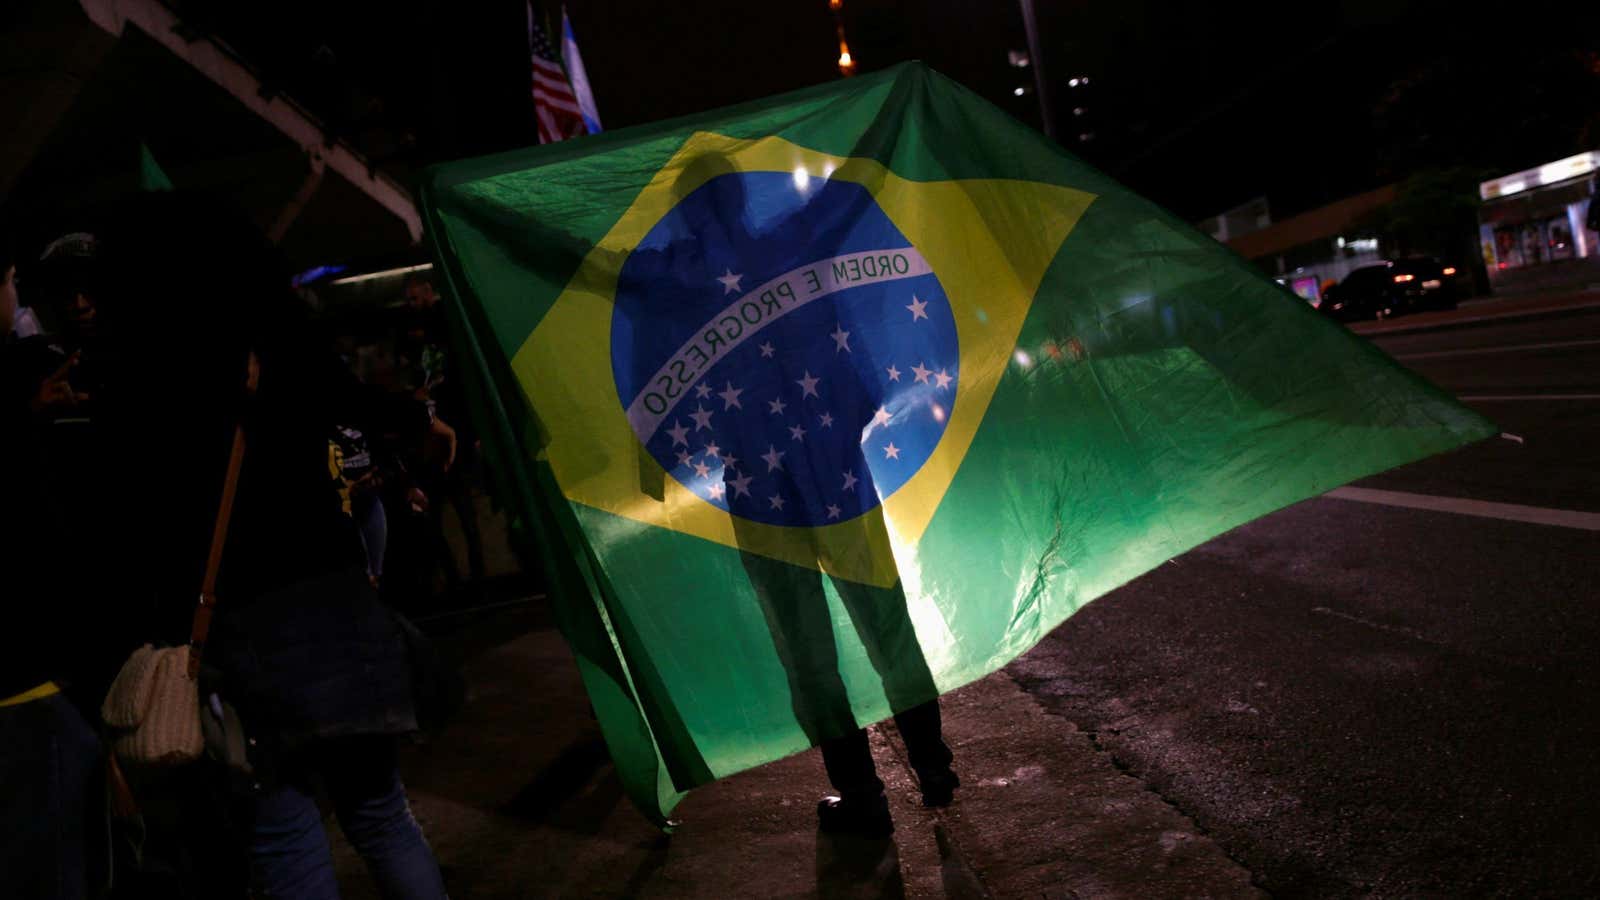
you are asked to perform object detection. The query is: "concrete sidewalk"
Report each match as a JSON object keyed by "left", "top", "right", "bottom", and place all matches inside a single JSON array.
[{"left": 333, "top": 615, "right": 1260, "bottom": 898}]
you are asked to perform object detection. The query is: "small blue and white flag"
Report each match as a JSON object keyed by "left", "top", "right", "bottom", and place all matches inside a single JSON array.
[{"left": 560, "top": 6, "right": 603, "bottom": 135}]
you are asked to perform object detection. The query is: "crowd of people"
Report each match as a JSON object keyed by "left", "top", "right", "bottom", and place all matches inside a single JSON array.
[
  {"left": 2, "top": 188, "right": 959, "bottom": 899},
  {"left": 0, "top": 191, "right": 475, "bottom": 899}
]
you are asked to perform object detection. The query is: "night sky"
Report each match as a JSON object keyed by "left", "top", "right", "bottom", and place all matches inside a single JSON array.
[{"left": 171, "top": 0, "right": 1599, "bottom": 223}]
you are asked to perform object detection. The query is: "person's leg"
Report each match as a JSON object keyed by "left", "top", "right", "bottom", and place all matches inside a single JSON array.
[
  {"left": 739, "top": 550, "right": 858, "bottom": 746},
  {"left": 323, "top": 736, "right": 446, "bottom": 900},
  {"left": 818, "top": 728, "right": 883, "bottom": 801},
  {"left": 816, "top": 728, "right": 892, "bottom": 836},
  {"left": 425, "top": 494, "right": 464, "bottom": 592},
  {"left": 353, "top": 493, "right": 388, "bottom": 582},
  {"left": 738, "top": 547, "right": 891, "bottom": 833},
  {"left": 445, "top": 481, "right": 485, "bottom": 584},
  {"left": 893, "top": 700, "right": 958, "bottom": 805},
  {"left": 245, "top": 755, "right": 341, "bottom": 900},
  {"left": 832, "top": 578, "right": 957, "bottom": 804},
  {"left": 892, "top": 700, "right": 953, "bottom": 778}
]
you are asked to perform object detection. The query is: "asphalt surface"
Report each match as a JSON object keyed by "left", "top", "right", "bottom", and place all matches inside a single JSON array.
[
  {"left": 334, "top": 293, "right": 1598, "bottom": 898},
  {"left": 1009, "top": 296, "right": 1600, "bottom": 897}
]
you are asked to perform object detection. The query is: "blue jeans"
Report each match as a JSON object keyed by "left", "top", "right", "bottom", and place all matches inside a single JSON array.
[
  {"left": 248, "top": 736, "right": 444, "bottom": 899},
  {"left": 352, "top": 492, "right": 388, "bottom": 581},
  {"left": 0, "top": 691, "right": 104, "bottom": 900}
]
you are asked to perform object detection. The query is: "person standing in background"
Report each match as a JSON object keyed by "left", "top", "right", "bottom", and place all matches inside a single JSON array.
[
  {"left": 399, "top": 273, "right": 485, "bottom": 596},
  {"left": 93, "top": 194, "right": 448, "bottom": 900},
  {"left": 0, "top": 228, "right": 108, "bottom": 900}
]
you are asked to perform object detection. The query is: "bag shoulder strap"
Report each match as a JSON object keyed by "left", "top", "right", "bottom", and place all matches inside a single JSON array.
[{"left": 186, "top": 353, "right": 258, "bottom": 679}]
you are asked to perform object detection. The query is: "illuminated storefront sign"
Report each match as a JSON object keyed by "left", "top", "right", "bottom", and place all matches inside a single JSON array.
[{"left": 1480, "top": 151, "right": 1599, "bottom": 200}]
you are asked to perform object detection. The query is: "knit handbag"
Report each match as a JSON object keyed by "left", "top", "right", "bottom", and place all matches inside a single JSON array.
[{"left": 102, "top": 357, "right": 254, "bottom": 768}]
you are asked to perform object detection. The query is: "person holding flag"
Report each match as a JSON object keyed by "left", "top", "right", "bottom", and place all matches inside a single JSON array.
[{"left": 419, "top": 62, "right": 1495, "bottom": 833}]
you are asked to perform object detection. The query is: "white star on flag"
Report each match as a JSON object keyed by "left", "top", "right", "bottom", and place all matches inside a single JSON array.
[
  {"left": 703, "top": 441, "right": 721, "bottom": 459},
  {"left": 722, "top": 452, "right": 739, "bottom": 469},
  {"left": 912, "top": 363, "right": 933, "bottom": 384},
  {"left": 934, "top": 368, "right": 953, "bottom": 390},
  {"left": 818, "top": 411, "right": 834, "bottom": 428},
  {"left": 676, "top": 450, "right": 693, "bottom": 466},
  {"left": 826, "top": 504, "right": 842, "bottom": 519},
  {"left": 762, "top": 445, "right": 785, "bottom": 471},
  {"left": 768, "top": 397, "right": 787, "bottom": 415},
  {"left": 759, "top": 341, "right": 776, "bottom": 358},
  {"left": 788, "top": 424, "right": 807, "bottom": 441},
  {"left": 667, "top": 420, "right": 690, "bottom": 447},
  {"left": 842, "top": 469, "right": 859, "bottom": 491},
  {"left": 708, "top": 482, "right": 726, "bottom": 500},
  {"left": 830, "top": 325, "right": 851, "bottom": 353},
  {"left": 871, "top": 406, "right": 893, "bottom": 428},
  {"left": 886, "top": 364, "right": 901, "bottom": 382},
  {"left": 730, "top": 471, "right": 753, "bottom": 498},
  {"left": 884, "top": 442, "right": 901, "bottom": 460},
  {"left": 796, "top": 371, "right": 820, "bottom": 398},
  {"left": 716, "top": 269, "right": 743, "bottom": 294},
  {"left": 689, "top": 404, "right": 714, "bottom": 431},
  {"left": 694, "top": 383, "right": 712, "bottom": 399},
  {"left": 768, "top": 494, "right": 786, "bottom": 510},
  {"left": 693, "top": 461, "right": 711, "bottom": 478},
  {"left": 718, "top": 381, "right": 744, "bottom": 410},
  {"left": 906, "top": 296, "right": 928, "bottom": 321}
]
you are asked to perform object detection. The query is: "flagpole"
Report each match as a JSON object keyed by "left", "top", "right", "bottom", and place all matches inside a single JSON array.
[{"left": 1018, "top": 0, "right": 1055, "bottom": 140}]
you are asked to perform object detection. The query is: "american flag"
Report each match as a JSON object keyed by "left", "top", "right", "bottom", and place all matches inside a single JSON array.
[{"left": 528, "top": 7, "right": 587, "bottom": 144}]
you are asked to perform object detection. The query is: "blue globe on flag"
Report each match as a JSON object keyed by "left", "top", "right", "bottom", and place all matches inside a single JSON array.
[{"left": 611, "top": 171, "right": 960, "bottom": 527}]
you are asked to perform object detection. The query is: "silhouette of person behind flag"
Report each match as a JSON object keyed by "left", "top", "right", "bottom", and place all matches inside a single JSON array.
[{"left": 649, "top": 151, "right": 960, "bottom": 837}]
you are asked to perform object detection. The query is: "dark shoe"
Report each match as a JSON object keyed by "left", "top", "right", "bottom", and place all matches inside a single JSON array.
[
  {"left": 919, "top": 769, "right": 960, "bottom": 807},
  {"left": 817, "top": 794, "right": 893, "bottom": 837}
]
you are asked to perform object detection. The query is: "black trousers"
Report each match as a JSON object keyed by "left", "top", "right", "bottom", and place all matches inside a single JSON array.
[
  {"left": 741, "top": 548, "right": 953, "bottom": 800},
  {"left": 820, "top": 699, "right": 951, "bottom": 800}
]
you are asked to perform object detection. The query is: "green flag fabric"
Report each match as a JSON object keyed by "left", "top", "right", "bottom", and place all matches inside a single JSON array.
[
  {"left": 420, "top": 62, "right": 1494, "bottom": 825},
  {"left": 137, "top": 142, "right": 174, "bottom": 192}
]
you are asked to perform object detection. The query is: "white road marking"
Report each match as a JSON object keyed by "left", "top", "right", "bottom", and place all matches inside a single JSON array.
[
  {"left": 1325, "top": 487, "right": 1600, "bottom": 531},
  {"left": 1393, "top": 338, "right": 1600, "bottom": 361},
  {"left": 1458, "top": 394, "right": 1600, "bottom": 402},
  {"left": 1311, "top": 606, "right": 1441, "bottom": 646}
]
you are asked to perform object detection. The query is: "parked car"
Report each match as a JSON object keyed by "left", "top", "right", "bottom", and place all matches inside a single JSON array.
[{"left": 1321, "top": 258, "right": 1461, "bottom": 321}]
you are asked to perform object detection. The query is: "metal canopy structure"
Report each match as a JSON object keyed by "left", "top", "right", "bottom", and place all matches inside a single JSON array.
[{"left": 1, "top": 0, "right": 420, "bottom": 268}]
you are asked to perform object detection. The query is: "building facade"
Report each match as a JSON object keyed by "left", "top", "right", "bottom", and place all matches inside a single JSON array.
[{"left": 1478, "top": 151, "right": 1600, "bottom": 294}]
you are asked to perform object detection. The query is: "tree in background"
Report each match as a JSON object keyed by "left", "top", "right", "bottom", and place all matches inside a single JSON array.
[{"left": 1359, "top": 167, "right": 1489, "bottom": 295}]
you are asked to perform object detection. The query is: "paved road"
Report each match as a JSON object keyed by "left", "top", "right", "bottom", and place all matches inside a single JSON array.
[{"left": 1009, "top": 298, "right": 1600, "bottom": 896}]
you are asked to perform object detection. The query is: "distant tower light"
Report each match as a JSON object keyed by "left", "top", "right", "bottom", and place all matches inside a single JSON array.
[
  {"left": 1078, "top": 132, "right": 1095, "bottom": 142},
  {"left": 829, "top": 0, "right": 842, "bottom": 8},
  {"left": 837, "top": 40, "right": 856, "bottom": 76},
  {"left": 1008, "top": 50, "right": 1031, "bottom": 68},
  {"left": 1073, "top": 106, "right": 1086, "bottom": 116},
  {"left": 1013, "top": 85, "right": 1030, "bottom": 97},
  {"left": 1068, "top": 77, "right": 1080, "bottom": 87},
  {"left": 1080, "top": 75, "right": 1091, "bottom": 84}
]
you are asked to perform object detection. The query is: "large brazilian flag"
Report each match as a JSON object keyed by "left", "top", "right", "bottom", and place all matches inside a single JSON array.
[{"left": 421, "top": 63, "right": 1493, "bottom": 824}]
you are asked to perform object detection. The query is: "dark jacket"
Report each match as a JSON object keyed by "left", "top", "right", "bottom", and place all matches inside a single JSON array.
[
  {"left": 0, "top": 344, "right": 81, "bottom": 697},
  {"left": 90, "top": 191, "right": 433, "bottom": 743},
  {"left": 112, "top": 342, "right": 429, "bottom": 744}
]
